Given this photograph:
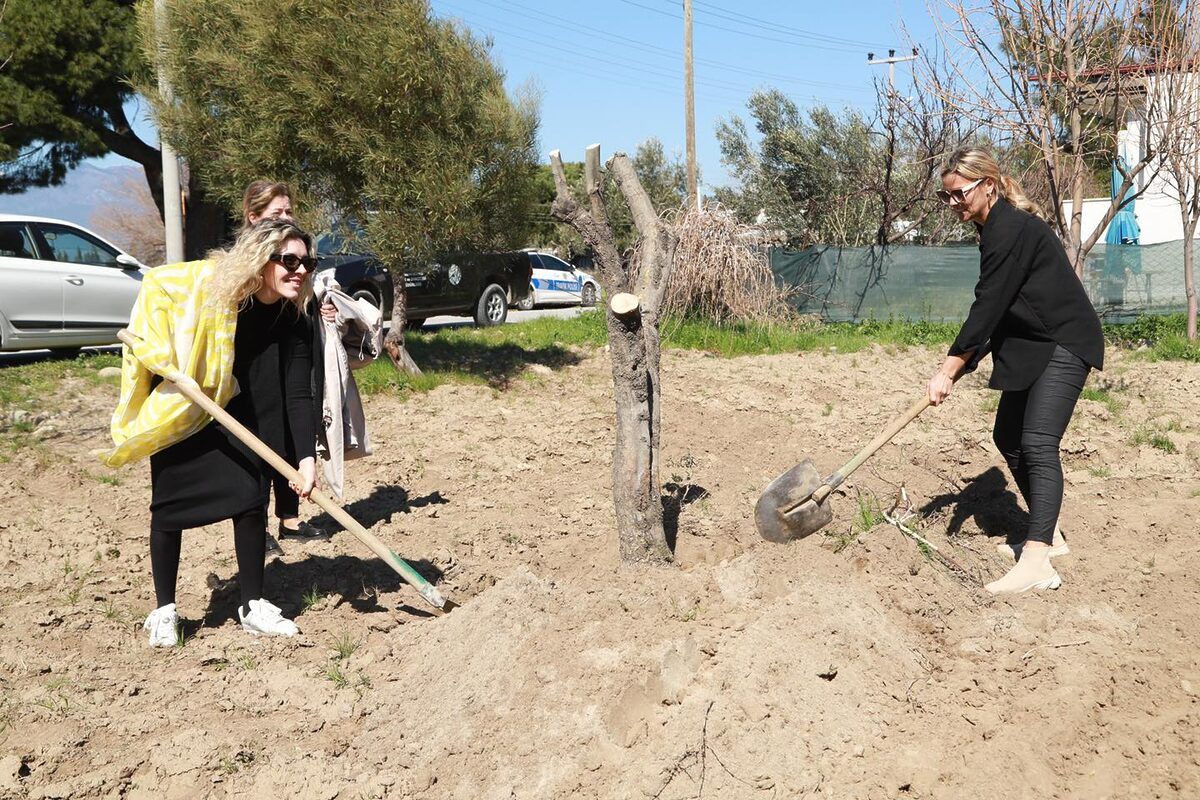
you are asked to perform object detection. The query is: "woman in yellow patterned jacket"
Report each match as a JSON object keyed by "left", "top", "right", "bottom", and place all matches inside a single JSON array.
[{"left": 100, "top": 220, "right": 319, "bottom": 646}]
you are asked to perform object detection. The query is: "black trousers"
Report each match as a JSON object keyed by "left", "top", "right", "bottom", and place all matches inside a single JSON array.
[{"left": 992, "top": 345, "right": 1090, "bottom": 545}]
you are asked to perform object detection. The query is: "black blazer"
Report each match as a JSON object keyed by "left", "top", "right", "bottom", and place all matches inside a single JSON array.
[{"left": 949, "top": 197, "right": 1104, "bottom": 390}]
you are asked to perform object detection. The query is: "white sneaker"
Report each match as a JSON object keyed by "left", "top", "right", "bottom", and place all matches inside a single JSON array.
[
  {"left": 143, "top": 603, "right": 179, "bottom": 647},
  {"left": 997, "top": 525, "right": 1070, "bottom": 561},
  {"left": 238, "top": 599, "right": 299, "bottom": 637}
]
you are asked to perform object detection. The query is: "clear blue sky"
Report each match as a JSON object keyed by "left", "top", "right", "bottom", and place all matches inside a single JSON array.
[
  {"left": 102, "top": 0, "right": 937, "bottom": 193},
  {"left": 426, "top": 0, "right": 936, "bottom": 190}
]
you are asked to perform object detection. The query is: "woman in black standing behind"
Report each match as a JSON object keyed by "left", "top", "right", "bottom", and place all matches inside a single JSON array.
[{"left": 927, "top": 148, "right": 1104, "bottom": 595}]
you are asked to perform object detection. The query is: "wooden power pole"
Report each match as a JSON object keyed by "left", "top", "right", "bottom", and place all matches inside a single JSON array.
[{"left": 684, "top": 0, "right": 698, "bottom": 209}]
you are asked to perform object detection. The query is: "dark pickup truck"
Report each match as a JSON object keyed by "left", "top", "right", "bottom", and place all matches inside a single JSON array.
[{"left": 315, "top": 234, "right": 533, "bottom": 328}]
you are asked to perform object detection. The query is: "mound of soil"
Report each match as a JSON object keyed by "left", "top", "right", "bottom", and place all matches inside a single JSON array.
[{"left": 1, "top": 342, "right": 1198, "bottom": 799}]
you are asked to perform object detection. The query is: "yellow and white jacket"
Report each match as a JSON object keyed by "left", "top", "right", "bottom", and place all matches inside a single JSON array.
[{"left": 95, "top": 260, "right": 238, "bottom": 468}]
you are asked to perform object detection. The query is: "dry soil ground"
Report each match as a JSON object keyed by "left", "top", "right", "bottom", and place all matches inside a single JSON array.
[{"left": 1, "top": 340, "right": 1198, "bottom": 799}]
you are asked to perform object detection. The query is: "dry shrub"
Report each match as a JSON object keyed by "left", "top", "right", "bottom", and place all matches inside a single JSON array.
[
  {"left": 664, "top": 205, "right": 795, "bottom": 325},
  {"left": 88, "top": 174, "right": 167, "bottom": 266}
]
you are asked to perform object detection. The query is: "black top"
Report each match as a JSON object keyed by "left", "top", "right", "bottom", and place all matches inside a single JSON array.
[
  {"left": 149, "top": 298, "right": 315, "bottom": 530},
  {"left": 949, "top": 197, "right": 1104, "bottom": 390}
]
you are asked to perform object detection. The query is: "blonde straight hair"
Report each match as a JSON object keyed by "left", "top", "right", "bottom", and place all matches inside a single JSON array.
[
  {"left": 942, "top": 148, "right": 1045, "bottom": 219},
  {"left": 206, "top": 219, "right": 314, "bottom": 313}
]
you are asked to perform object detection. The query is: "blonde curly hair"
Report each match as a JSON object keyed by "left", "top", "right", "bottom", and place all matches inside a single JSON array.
[
  {"left": 206, "top": 219, "right": 314, "bottom": 313},
  {"left": 942, "top": 148, "right": 1045, "bottom": 220}
]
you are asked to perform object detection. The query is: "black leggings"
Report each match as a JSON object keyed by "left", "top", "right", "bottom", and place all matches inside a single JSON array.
[
  {"left": 150, "top": 507, "right": 268, "bottom": 614},
  {"left": 992, "top": 345, "right": 1089, "bottom": 545}
]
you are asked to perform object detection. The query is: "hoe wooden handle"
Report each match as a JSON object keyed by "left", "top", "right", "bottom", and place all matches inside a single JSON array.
[{"left": 813, "top": 394, "right": 932, "bottom": 504}]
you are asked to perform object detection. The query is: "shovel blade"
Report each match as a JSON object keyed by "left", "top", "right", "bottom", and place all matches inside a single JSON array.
[{"left": 754, "top": 459, "right": 834, "bottom": 543}]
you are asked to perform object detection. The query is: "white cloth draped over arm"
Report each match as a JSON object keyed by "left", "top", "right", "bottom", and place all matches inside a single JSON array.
[{"left": 312, "top": 272, "right": 382, "bottom": 499}]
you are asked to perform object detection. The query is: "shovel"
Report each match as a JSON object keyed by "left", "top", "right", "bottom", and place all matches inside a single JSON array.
[
  {"left": 117, "top": 330, "right": 453, "bottom": 612},
  {"left": 755, "top": 394, "right": 932, "bottom": 543}
]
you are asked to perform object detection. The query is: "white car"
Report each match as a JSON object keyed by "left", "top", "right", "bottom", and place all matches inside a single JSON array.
[
  {"left": 516, "top": 251, "right": 601, "bottom": 310},
  {"left": 0, "top": 214, "right": 147, "bottom": 354}
]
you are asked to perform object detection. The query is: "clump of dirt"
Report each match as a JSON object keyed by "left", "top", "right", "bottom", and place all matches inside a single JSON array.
[{"left": 1, "top": 343, "right": 1198, "bottom": 798}]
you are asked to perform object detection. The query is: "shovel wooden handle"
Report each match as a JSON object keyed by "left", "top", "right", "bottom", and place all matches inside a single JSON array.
[
  {"left": 117, "top": 329, "right": 449, "bottom": 610},
  {"left": 810, "top": 394, "right": 932, "bottom": 505}
]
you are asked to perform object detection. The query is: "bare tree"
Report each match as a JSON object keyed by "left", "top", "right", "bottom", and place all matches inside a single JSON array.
[
  {"left": 89, "top": 173, "right": 167, "bottom": 267},
  {"left": 549, "top": 145, "right": 675, "bottom": 566},
  {"left": 872, "top": 49, "right": 976, "bottom": 245},
  {"left": 1148, "top": 3, "right": 1200, "bottom": 339},
  {"left": 925, "top": 0, "right": 1165, "bottom": 275}
]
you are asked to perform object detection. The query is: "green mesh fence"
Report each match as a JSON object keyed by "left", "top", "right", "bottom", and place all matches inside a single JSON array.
[{"left": 770, "top": 241, "right": 1192, "bottom": 323}]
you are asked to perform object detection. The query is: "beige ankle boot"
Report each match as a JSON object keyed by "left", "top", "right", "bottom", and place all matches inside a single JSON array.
[
  {"left": 985, "top": 546, "right": 1062, "bottom": 595},
  {"left": 996, "top": 524, "right": 1070, "bottom": 561}
]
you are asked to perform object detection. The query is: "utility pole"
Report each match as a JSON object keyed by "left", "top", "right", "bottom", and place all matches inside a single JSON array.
[
  {"left": 155, "top": 0, "right": 185, "bottom": 263},
  {"left": 684, "top": 0, "right": 698, "bottom": 210},
  {"left": 866, "top": 47, "right": 919, "bottom": 99}
]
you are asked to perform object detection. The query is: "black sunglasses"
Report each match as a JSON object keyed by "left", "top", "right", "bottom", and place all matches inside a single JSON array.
[{"left": 269, "top": 252, "right": 317, "bottom": 272}]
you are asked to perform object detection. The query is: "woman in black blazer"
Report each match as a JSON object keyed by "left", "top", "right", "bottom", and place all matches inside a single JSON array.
[{"left": 926, "top": 148, "right": 1103, "bottom": 595}]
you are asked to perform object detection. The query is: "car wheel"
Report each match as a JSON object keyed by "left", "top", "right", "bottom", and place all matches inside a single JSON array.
[
  {"left": 474, "top": 283, "right": 508, "bottom": 327},
  {"left": 406, "top": 318, "right": 426, "bottom": 331},
  {"left": 351, "top": 287, "right": 381, "bottom": 308},
  {"left": 516, "top": 292, "right": 535, "bottom": 311},
  {"left": 581, "top": 283, "right": 598, "bottom": 307}
]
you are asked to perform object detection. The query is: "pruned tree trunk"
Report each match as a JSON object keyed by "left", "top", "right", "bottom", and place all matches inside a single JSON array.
[
  {"left": 550, "top": 144, "right": 676, "bottom": 565},
  {"left": 384, "top": 271, "right": 423, "bottom": 375}
]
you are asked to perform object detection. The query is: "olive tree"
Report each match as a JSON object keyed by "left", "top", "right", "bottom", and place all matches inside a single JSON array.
[{"left": 137, "top": 0, "right": 541, "bottom": 365}]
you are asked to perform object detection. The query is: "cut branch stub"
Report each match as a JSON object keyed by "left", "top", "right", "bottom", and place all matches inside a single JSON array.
[{"left": 610, "top": 292, "right": 641, "bottom": 317}]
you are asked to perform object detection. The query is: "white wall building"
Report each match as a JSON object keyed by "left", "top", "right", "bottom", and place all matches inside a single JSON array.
[{"left": 1062, "top": 72, "right": 1200, "bottom": 246}]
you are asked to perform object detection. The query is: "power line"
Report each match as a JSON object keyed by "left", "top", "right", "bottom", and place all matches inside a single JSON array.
[
  {"left": 615, "top": 0, "right": 874, "bottom": 54},
  {"left": 441, "top": 0, "right": 872, "bottom": 95},
  {"left": 690, "top": 0, "right": 892, "bottom": 50},
  {"left": 437, "top": 2, "right": 793, "bottom": 101}
]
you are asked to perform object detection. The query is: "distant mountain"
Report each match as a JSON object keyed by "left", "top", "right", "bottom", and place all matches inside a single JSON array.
[{"left": 0, "top": 163, "right": 147, "bottom": 232}]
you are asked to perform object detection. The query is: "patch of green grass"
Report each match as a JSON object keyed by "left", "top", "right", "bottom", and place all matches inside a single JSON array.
[
  {"left": 0, "top": 352, "right": 121, "bottom": 411},
  {"left": 88, "top": 472, "right": 121, "bottom": 486},
  {"left": 1132, "top": 426, "right": 1178, "bottom": 453},
  {"left": 979, "top": 394, "right": 1000, "bottom": 413},
  {"left": 301, "top": 585, "right": 326, "bottom": 613},
  {"left": 324, "top": 662, "right": 349, "bottom": 688},
  {"left": 852, "top": 492, "right": 885, "bottom": 534},
  {"left": 658, "top": 315, "right": 959, "bottom": 357},
  {"left": 330, "top": 632, "right": 359, "bottom": 661},
  {"left": 1105, "top": 314, "right": 1200, "bottom": 362},
  {"left": 1080, "top": 387, "right": 1122, "bottom": 415},
  {"left": 102, "top": 601, "right": 125, "bottom": 622},
  {"left": 822, "top": 403, "right": 833, "bottom": 417},
  {"left": 1088, "top": 465, "right": 1112, "bottom": 478},
  {"left": 236, "top": 655, "right": 257, "bottom": 671}
]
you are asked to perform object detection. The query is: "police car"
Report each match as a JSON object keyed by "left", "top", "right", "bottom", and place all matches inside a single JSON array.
[{"left": 515, "top": 250, "right": 601, "bottom": 310}]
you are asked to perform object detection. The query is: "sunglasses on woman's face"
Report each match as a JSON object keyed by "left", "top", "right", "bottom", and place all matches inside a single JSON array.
[
  {"left": 936, "top": 178, "right": 984, "bottom": 205},
  {"left": 269, "top": 252, "right": 317, "bottom": 273}
]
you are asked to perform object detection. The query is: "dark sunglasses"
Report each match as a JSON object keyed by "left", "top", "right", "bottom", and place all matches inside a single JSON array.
[
  {"left": 935, "top": 178, "right": 984, "bottom": 205},
  {"left": 269, "top": 253, "right": 317, "bottom": 272}
]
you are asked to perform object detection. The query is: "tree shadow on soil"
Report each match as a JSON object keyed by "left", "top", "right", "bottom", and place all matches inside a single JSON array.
[
  {"left": 406, "top": 337, "right": 584, "bottom": 388},
  {"left": 306, "top": 486, "right": 449, "bottom": 532},
  {"left": 198, "top": 553, "right": 446, "bottom": 630},
  {"left": 662, "top": 482, "right": 711, "bottom": 551},
  {"left": 920, "top": 466, "right": 1027, "bottom": 541}
]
